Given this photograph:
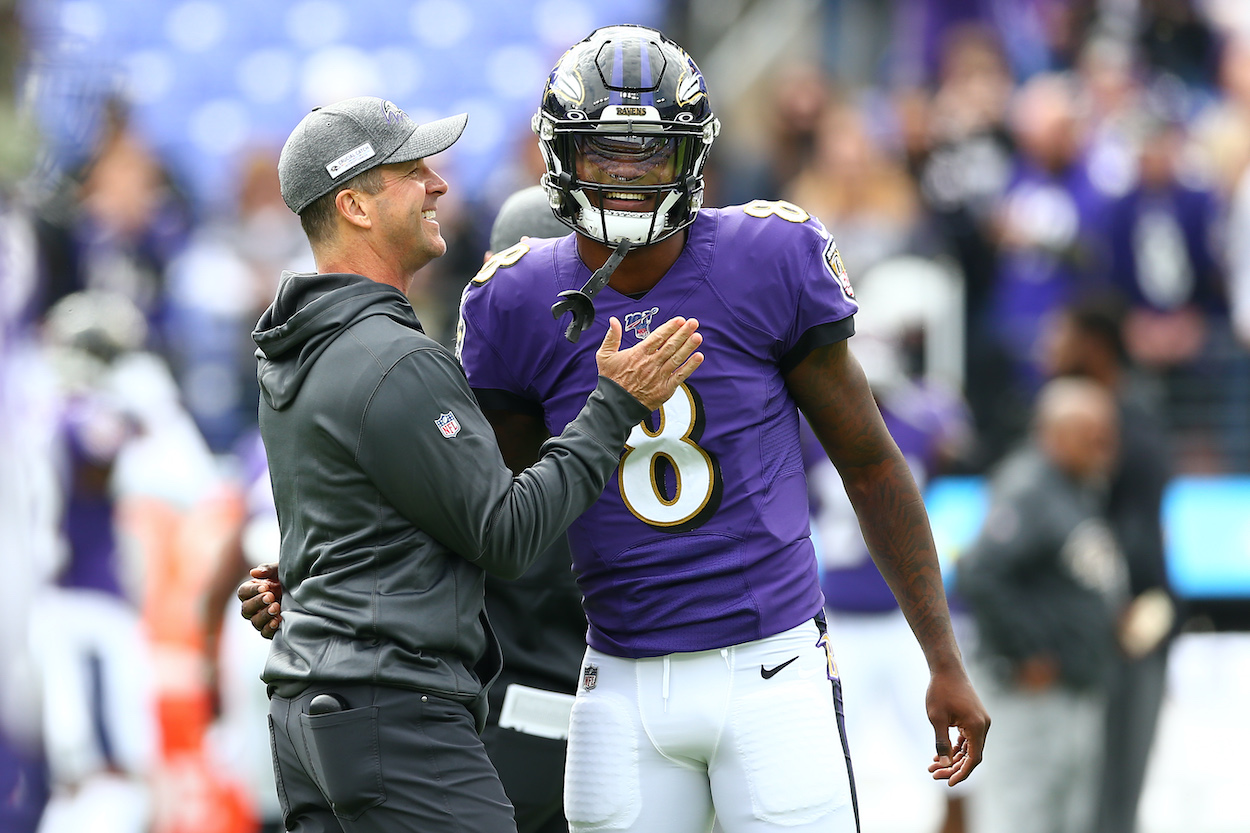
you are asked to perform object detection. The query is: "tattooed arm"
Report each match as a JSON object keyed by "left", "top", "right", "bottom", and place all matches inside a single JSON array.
[{"left": 785, "top": 340, "right": 989, "bottom": 786}]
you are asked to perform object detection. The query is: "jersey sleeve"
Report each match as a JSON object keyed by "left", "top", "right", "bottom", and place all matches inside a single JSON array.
[
  {"left": 717, "top": 201, "right": 859, "bottom": 373},
  {"left": 456, "top": 241, "right": 553, "bottom": 415}
]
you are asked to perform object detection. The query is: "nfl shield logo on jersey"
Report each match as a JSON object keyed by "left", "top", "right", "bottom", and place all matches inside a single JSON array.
[
  {"left": 624, "top": 307, "right": 660, "bottom": 340},
  {"left": 435, "top": 412, "right": 461, "bottom": 438},
  {"left": 582, "top": 663, "right": 599, "bottom": 691}
]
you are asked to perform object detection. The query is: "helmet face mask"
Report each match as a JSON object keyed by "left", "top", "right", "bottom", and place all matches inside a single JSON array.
[{"left": 534, "top": 25, "right": 720, "bottom": 247}]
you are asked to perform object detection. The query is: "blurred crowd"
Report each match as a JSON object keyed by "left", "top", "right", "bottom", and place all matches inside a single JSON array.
[{"left": 2, "top": 1, "right": 1250, "bottom": 833}]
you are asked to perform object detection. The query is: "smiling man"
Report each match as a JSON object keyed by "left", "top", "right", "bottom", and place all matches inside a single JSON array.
[
  {"left": 455, "top": 25, "right": 990, "bottom": 833},
  {"left": 252, "top": 95, "right": 704, "bottom": 833}
]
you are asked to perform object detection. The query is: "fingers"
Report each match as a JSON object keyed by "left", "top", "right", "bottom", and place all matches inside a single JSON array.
[
  {"left": 934, "top": 725, "right": 953, "bottom": 766},
  {"left": 949, "top": 725, "right": 986, "bottom": 787},
  {"left": 597, "top": 317, "right": 623, "bottom": 359},
  {"left": 929, "top": 734, "right": 967, "bottom": 781},
  {"left": 237, "top": 578, "right": 261, "bottom": 604},
  {"left": 249, "top": 562, "right": 279, "bottom": 580},
  {"left": 239, "top": 576, "right": 282, "bottom": 638},
  {"left": 639, "top": 316, "right": 688, "bottom": 351},
  {"left": 670, "top": 350, "right": 705, "bottom": 385},
  {"left": 239, "top": 582, "right": 273, "bottom": 617},
  {"left": 663, "top": 318, "right": 702, "bottom": 366},
  {"left": 928, "top": 726, "right": 985, "bottom": 787}
]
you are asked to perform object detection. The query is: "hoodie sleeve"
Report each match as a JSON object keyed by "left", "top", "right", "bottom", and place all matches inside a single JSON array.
[{"left": 356, "top": 345, "right": 648, "bottom": 579}]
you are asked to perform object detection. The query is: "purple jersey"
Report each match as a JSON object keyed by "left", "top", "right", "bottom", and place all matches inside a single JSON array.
[{"left": 458, "top": 204, "right": 858, "bottom": 657}]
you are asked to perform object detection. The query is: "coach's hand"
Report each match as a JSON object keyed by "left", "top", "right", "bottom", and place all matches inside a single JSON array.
[
  {"left": 926, "top": 665, "right": 990, "bottom": 787},
  {"left": 596, "top": 316, "right": 703, "bottom": 411},
  {"left": 238, "top": 562, "right": 283, "bottom": 639}
]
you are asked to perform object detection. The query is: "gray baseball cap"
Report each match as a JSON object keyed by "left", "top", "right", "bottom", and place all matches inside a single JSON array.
[{"left": 278, "top": 96, "right": 468, "bottom": 214}]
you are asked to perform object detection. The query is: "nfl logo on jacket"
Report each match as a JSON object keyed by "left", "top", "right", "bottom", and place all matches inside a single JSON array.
[{"left": 435, "top": 411, "right": 461, "bottom": 438}]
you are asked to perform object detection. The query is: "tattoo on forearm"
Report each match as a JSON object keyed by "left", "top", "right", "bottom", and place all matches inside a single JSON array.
[{"left": 790, "top": 341, "right": 960, "bottom": 667}]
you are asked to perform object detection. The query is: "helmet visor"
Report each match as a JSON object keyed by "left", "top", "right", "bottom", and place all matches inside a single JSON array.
[{"left": 575, "top": 133, "right": 680, "bottom": 184}]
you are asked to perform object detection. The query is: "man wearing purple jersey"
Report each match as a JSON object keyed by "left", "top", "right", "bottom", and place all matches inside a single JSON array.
[
  {"left": 456, "top": 25, "right": 987, "bottom": 833},
  {"left": 242, "top": 25, "right": 988, "bottom": 833}
]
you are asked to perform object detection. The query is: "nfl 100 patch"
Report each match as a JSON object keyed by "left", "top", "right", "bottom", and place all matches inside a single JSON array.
[
  {"left": 624, "top": 306, "right": 660, "bottom": 340},
  {"left": 435, "top": 411, "right": 461, "bottom": 438}
]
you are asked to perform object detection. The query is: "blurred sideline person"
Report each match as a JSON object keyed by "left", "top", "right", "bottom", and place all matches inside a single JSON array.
[
  {"left": 957, "top": 377, "right": 1127, "bottom": 833},
  {"left": 476, "top": 185, "right": 582, "bottom": 833},
  {"left": 1040, "top": 298, "right": 1177, "bottom": 833},
  {"left": 248, "top": 95, "right": 703, "bottom": 832},
  {"left": 36, "top": 290, "right": 213, "bottom": 833},
  {"left": 244, "top": 28, "right": 988, "bottom": 833}
]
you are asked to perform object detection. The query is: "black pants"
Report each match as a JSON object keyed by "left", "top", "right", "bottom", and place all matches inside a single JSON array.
[
  {"left": 481, "top": 724, "right": 568, "bottom": 833},
  {"left": 268, "top": 683, "right": 516, "bottom": 832}
]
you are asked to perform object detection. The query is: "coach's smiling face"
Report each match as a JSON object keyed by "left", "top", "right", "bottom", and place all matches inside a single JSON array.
[{"left": 369, "top": 158, "right": 451, "bottom": 274}]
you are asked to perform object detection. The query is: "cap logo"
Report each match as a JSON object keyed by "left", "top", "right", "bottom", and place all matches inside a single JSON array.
[
  {"left": 382, "top": 100, "right": 409, "bottom": 124},
  {"left": 327, "top": 142, "right": 376, "bottom": 179}
]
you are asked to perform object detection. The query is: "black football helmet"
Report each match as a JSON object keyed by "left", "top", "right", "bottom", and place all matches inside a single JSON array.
[{"left": 533, "top": 25, "right": 720, "bottom": 247}]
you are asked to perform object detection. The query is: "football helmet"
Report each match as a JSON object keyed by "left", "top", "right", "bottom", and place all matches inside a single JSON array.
[{"left": 533, "top": 25, "right": 720, "bottom": 247}]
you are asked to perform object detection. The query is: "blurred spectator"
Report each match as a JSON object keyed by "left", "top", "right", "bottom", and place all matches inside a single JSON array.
[
  {"left": 974, "top": 72, "right": 1114, "bottom": 459},
  {"left": 903, "top": 24, "right": 1018, "bottom": 468},
  {"left": 1106, "top": 111, "right": 1224, "bottom": 367},
  {"left": 1102, "top": 106, "right": 1242, "bottom": 470},
  {"left": 34, "top": 99, "right": 194, "bottom": 357},
  {"left": 33, "top": 291, "right": 163, "bottom": 833},
  {"left": 1137, "top": 0, "right": 1222, "bottom": 91},
  {"left": 890, "top": 0, "right": 1098, "bottom": 87},
  {"left": 1077, "top": 35, "right": 1149, "bottom": 201},
  {"left": 711, "top": 62, "right": 832, "bottom": 206},
  {"left": 785, "top": 98, "right": 922, "bottom": 274},
  {"left": 957, "top": 376, "right": 1128, "bottom": 833},
  {"left": 165, "top": 146, "right": 312, "bottom": 452},
  {"left": 1040, "top": 297, "right": 1178, "bottom": 833},
  {"left": 1190, "top": 34, "right": 1250, "bottom": 196},
  {"left": 473, "top": 185, "right": 580, "bottom": 833}
]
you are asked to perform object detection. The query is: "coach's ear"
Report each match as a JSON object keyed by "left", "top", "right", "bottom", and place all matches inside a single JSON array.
[{"left": 336, "top": 187, "right": 373, "bottom": 230}]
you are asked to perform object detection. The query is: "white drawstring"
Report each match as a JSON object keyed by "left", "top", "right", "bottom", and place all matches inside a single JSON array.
[{"left": 662, "top": 655, "right": 671, "bottom": 712}]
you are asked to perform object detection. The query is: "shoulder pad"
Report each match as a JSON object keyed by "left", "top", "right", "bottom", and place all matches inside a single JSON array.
[{"left": 471, "top": 241, "right": 531, "bottom": 285}]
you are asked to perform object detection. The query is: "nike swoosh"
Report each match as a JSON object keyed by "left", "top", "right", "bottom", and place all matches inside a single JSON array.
[{"left": 760, "top": 656, "right": 799, "bottom": 679}]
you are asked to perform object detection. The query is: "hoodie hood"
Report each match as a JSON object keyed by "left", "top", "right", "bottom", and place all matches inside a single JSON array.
[{"left": 253, "top": 271, "right": 422, "bottom": 410}]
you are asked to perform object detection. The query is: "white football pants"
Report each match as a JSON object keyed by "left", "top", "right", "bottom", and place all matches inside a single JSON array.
[{"left": 564, "top": 619, "right": 859, "bottom": 833}]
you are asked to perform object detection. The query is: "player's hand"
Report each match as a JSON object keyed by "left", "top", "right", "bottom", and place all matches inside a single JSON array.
[
  {"left": 925, "top": 665, "right": 990, "bottom": 787},
  {"left": 596, "top": 316, "right": 703, "bottom": 411},
  {"left": 238, "top": 562, "right": 283, "bottom": 639}
]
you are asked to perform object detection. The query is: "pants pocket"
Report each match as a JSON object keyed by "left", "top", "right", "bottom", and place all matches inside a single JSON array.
[
  {"left": 299, "top": 705, "right": 386, "bottom": 820},
  {"left": 266, "top": 714, "right": 292, "bottom": 820}
]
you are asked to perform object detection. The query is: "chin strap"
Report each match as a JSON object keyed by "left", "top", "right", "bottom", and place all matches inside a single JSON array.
[{"left": 551, "top": 237, "right": 633, "bottom": 343}]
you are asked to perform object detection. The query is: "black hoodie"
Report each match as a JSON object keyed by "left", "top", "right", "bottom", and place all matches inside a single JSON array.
[{"left": 253, "top": 271, "right": 647, "bottom": 728}]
